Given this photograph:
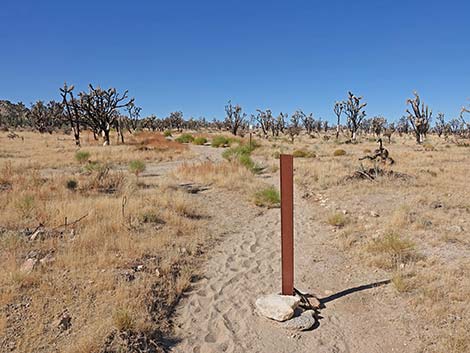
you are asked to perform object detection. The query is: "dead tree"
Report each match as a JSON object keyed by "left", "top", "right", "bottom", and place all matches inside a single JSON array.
[
  {"left": 60, "top": 83, "right": 82, "bottom": 146},
  {"left": 460, "top": 103, "right": 470, "bottom": 137},
  {"left": 253, "top": 109, "right": 273, "bottom": 138},
  {"left": 397, "top": 116, "right": 410, "bottom": 136},
  {"left": 406, "top": 91, "right": 431, "bottom": 144},
  {"left": 294, "top": 110, "right": 314, "bottom": 137},
  {"left": 434, "top": 113, "right": 446, "bottom": 138},
  {"left": 79, "top": 85, "right": 134, "bottom": 145},
  {"left": 168, "top": 111, "right": 184, "bottom": 132},
  {"left": 29, "top": 100, "right": 62, "bottom": 133},
  {"left": 371, "top": 116, "right": 387, "bottom": 137},
  {"left": 359, "top": 138, "right": 394, "bottom": 164},
  {"left": 333, "top": 101, "right": 344, "bottom": 139},
  {"left": 343, "top": 92, "right": 366, "bottom": 142},
  {"left": 383, "top": 123, "right": 395, "bottom": 143},
  {"left": 224, "top": 101, "right": 246, "bottom": 136}
]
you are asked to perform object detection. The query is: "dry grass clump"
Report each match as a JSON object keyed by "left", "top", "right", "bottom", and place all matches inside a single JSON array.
[
  {"left": 0, "top": 133, "right": 210, "bottom": 353},
  {"left": 327, "top": 212, "right": 348, "bottom": 227},
  {"left": 175, "top": 160, "right": 263, "bottom": 193},
  {"left": 253, "top": 186, "right": 280, "bottom": 208},
  {"left": 367, "top": 232, "right": 418, "bottom": 269},
  {"left": 333, "top": 149, "right": 347, "bottom": 156}
]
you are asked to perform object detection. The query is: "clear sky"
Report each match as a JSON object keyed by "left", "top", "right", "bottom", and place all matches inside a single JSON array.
[{"left": 1, "top": 0, "right": 469, "bottom": 122}]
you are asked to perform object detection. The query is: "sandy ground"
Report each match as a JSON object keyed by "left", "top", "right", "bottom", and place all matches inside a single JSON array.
[{"left": 168, "top": 146, "right": 422, "bottom": 353}]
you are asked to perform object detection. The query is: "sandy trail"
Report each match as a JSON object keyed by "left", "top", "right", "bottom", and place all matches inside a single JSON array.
[{"left": 167, "top": 146, "right": 421, "bottom": 353}]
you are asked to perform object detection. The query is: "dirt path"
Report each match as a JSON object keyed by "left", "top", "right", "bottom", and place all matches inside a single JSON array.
[{"left": 165, "top": 146, "right": 422, "bottom": 352}]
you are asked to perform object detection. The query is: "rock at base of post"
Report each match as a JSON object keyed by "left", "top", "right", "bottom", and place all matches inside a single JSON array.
[{"left": 255, "top": 294, "right": 301, "bottom": 322}]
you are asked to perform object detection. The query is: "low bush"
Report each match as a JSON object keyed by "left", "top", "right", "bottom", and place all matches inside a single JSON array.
[
  {"left": 254, "top": 186, "right": 280, "bottom": 208},
  {"left": 367, "top": 232, "right": 418, "bottom": 269},
  {"left": 292, "top": 150, "right": 316, "bottom": 158},
  {"left": 129, "top": 160, "right": 146, "bottom": 177},
  {"left": 175, "top": 134, "right": 194, "bottom": 143},
  {"left": 333, "top": 149, "right": 346, "bottom": 156},
  {"left": 193, "top": 137, "right": 208, "bottom": 145},
  {"left": 222, "top": 144, "right": 262, "bottom": 173},
  {"left": 163, "top": 130, "right": 172, "bottom": 137},
  {"left": 327, "top": 212, "right": 347, "bottom": 227},
  {"left": 66, "top": 179, "right": 78, "bottom": 191},
  {"left": 211, "top": 136, "right": 229, "bottom": 147},
  {"left": 75, "top": 150, "right": 90, "bottom": 163}
]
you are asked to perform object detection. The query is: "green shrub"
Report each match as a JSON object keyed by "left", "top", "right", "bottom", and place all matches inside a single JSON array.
[
  {"left": 292, "top": 150, "right": 316, "bottom": 158},
  {"left": 211, "top": 136, "right": 229, "bottom": 147},
  {"left": 272, "top": 151, "right": 281, "bottom": 159},
  {"left": 113, "top": 308, "right": 135, "bottom": 331},
  {"left": 66, "top": 179, "right": 78, "bottom": 191},
  {"left": 222, "top": 144, "right": 262, "bottom": 173},
  {"left": 75, "top": 150, "right": 90, "bottom": 163},
  {"left": 163, "top": 130, "right": 172, "bottom": 137},
  {"left": 333, "top": 149, "right": 346, "bottom": 156},
  {"left": 193, "top": 137, "right": 208, "bottom": 145},
  {"left": 83, "top": 161, "right": 103, "bottom": 173},
  {"left": 15, "top": 195, "right": 35, "bottom": 218},
  {"left": 175, "top": 134, "right": 194, "bottom": 143},
  {"left": 327, "top": 212, "right": 347, "bottom": 227},
  {"left": 129, "top": 160, "right": 146, "bottom": 177},
  {"left": 254, "top": 186, "right": 280, "bottom": 208},
  {"left": 367, "top": 232, "right": 417, "bottom": 269}
]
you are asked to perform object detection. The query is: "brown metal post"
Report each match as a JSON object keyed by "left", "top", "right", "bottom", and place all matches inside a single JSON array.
[{"left": 280, "top": 154, "right": 294, "bottom": 295}]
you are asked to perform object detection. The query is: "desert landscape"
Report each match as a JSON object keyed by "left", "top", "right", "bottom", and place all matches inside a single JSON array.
[
  {"left": 1, "top": 1, "right": 470, "bottom": 352},
  {"left": 0, "top": 90, "right": 470, "bottom": 352}
]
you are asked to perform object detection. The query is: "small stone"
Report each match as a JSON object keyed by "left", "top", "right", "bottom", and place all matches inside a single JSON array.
[
  {"left": 255, "top": 294, "right": 301, "bottom": 322},
  {"left": 39, "top": 254, "right": 55, "bottom": 265},
  {"left": 30, "top": 229, "right": 44, "bottom": 241},
  {"left": 370, "top": 211, "right": 380, "bottom": 217},
  {"left": 282, "top": 310, "right": 316, "bottom": 331},
  {"left": 20, "top": 258, "right": 38, "bottom": 274},
  {"left": 136, "top": 265, "right": 144, "bottom": 271},
  {"left": 430, "top": 201, "right": 443, "bottom": 209},
  {"left": 56, "top": 312, "right": 72, "bottom": 331},
  {"left": 155, "top": 269, "right": 160, "bottom": 277},
  {"left": 448, "top": 225, "right": 464, "bottom": 233}
]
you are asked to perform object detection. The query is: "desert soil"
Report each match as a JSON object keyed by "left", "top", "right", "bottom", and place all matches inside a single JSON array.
[{"left": 164, "top": 145, "right": 422, "bottom": 353}]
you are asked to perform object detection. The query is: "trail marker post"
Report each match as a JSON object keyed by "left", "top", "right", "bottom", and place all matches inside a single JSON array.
[{"left": 280, "top": 154, "right": 294, "bottom": 295}]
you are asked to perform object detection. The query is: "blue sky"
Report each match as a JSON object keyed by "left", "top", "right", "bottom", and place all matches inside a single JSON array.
[{"left": 1, "top": 0, "right": 469, "bottom": 122}]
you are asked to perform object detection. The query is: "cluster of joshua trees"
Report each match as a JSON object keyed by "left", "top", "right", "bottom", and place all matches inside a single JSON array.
[{"left": 1, "top": 84, "right": 470, "bottom": 146}]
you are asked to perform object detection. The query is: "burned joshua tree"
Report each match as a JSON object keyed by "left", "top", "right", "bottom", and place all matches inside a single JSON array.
[
  {"left": 359, "top": 138, "right": 394, "bottom": 164},
  {"left": 60, "top": 83, "right": 82, "bottom": 146},
  {"left": 224, "top": 100, "right": 246, "bottom": 136},
  {"left": 406, "top": 91, "right": 431, "bottom": 144},
  {"left": 333, "top": 101, "right": 344, "bottom": 139},
  {"left": 343, "top": 92, "right": 366, "bottom": 142},
  {"left": 79, "top": 85, "right": 134, "bottom": 145}
]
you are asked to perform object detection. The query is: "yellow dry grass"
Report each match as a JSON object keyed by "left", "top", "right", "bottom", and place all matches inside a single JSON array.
[{"left": 0, "top": 131, "right": 204, "bottom": 352}]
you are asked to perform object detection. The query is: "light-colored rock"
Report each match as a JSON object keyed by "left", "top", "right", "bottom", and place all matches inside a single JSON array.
[
  {"left": 255, "top": 294, "right": 301, "bottom": 322},
  {"left": 281, "top": 310, "right": 316, "bottom": 331},
  {"left": 448, "top": 225, "right": 464, "bottom": 233},
  {"left": 20, "top": 258, "right": 38, "bottom": 274},
  {"left": 39, "top": 254, "right": 55, "bottom": 265},
  {"left": 370, "top": 211, "right": 380, "bottom": 217}
]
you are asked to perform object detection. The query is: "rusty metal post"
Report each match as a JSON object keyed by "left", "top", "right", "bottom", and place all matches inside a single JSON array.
[{"left": 280, "top": 154, "right": 294, "bottom": 295}]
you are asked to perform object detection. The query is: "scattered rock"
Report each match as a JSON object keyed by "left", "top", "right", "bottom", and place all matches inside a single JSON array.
[
  {"left": 448, "top": 225, "right": 464, "bottom": 233},
  {"left": 281, "top": 310, "right": 316, "bottom": 331},
  {"left": 430, "top": 201, "right": 443, "bottom": 209},
  {"left": 39, "top": 254, "right": 55, "bottom": 265},
  {"left": 369, "top": 211, "right": 380, "bottom": 217},
  {"left": 55, "top": 312, "right": 72, "bottom": 331},
  {"left": 255, "top": 294, "right": 301, "bottom": 322},
  {"left": 20, "top": 258, "right": 38, "bottom": 274},
  {"left": 30, "top": 229, "right": 44, "bottom": 240}
]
